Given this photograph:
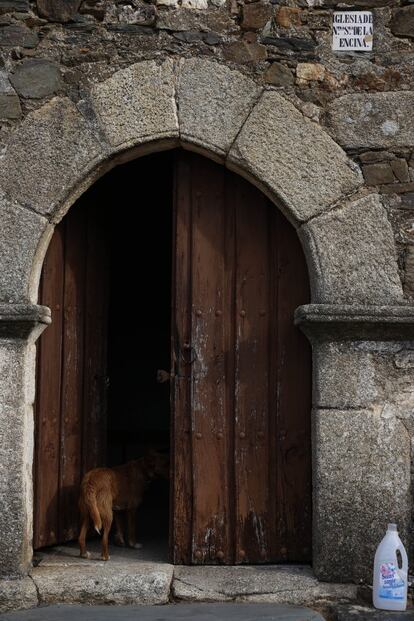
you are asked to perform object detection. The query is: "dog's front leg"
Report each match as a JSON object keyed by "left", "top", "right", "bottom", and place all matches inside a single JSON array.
[{"left": 127, "top": 507, "right": 142, "bottom": 549}]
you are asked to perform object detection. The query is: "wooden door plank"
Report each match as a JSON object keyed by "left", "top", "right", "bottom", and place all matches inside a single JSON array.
[
  {"left": 33, "top": 226, "right": 65, "bottom": 549},
  {"left": 223, "top": 166, "right": 237, "bottom": 566},
  {"left": 232, "top": 175, "right": 271, "bottom": 564},
  {"left": 82, "top": 203, "right": 109, "bottom": 474},
  {"left": 267, "top": 205, "right": 280, "bottom": 562},
  {"left": 189, "top": 155, "right": 232, "bottom": 564},
  {"left": 275, "top": 211, "right": 312, "bottom": 562},
  {"left": 58, "top": 205, "right": 87, "bottom": 543},
  {"left": 171, "top": 152, "right": 193, "bottom": 564}
]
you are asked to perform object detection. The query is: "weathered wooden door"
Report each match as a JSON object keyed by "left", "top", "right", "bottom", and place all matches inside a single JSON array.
[
  {"left": 34, "top": 201, "right": 109, "bottom": 549},
  {"left": 171, "top": 151, "right": 311, "bottom": 565}
]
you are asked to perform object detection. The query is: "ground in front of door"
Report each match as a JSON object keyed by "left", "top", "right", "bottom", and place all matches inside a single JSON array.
[
  {"left": 1, "top": 603, "right": 414, "bottom": 621},
  {"left": 2, "top": 540, "right": 412, "bottom": 619}
]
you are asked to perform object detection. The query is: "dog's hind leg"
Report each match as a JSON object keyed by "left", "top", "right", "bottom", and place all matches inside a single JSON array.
[
  {"left": 79, "top": 512, "right": 91, "bottom": 559},
  {"left": 101, "top": 509, "right": 112, "bottom": 561},
  {"left": 113, "top": 512, "right": 125, "bottom": 547},
  {"left": 101, "top": 518, "right": 111, "bottom": 561}
]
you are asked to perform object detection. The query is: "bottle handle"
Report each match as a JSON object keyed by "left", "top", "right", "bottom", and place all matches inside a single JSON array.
[{"left": 397, "top": 545, "right": 408, "bottom": 573}]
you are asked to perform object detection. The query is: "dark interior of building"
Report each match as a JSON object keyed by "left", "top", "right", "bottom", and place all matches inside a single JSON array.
[{"left": 101, "top": 151, "right": 173, "bottom": 548}]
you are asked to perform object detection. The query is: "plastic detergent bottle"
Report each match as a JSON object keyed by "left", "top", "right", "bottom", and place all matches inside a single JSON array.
[{"left": 373, "top": 523, "right": 408, "bottom": 611}]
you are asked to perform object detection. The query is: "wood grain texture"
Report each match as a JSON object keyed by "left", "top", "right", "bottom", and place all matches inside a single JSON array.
[
  {"left": 172, "top": 151, "right": 311, "bottom": 564},
  {"left": 33, "top": 226, "right": 65, "bottom": 549},
  {"left": 171, "top": 153, "right": 193, "bottom": 564},
  {"left": 189, "top": 156, "right": 231, "bottom": 564},
  {"left": 34, "top": 202, "right": 109, "bottom": 549},
  {"left": 58, "top": 205, "right": 87, "bottom": 543}
]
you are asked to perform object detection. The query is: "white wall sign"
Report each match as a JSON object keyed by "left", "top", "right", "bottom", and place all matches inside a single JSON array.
[{"left": 332, "top": 12, "right": 373, "bottom": 51}]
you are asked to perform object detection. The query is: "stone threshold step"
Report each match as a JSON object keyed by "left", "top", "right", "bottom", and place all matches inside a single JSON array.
[{"left": 0, "top": 563, "right": 358, "bottom": 614}]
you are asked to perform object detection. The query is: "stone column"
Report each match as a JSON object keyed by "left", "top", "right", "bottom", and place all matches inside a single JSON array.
[
  {"left": 0, "top": 305, "right": 50, "bottom": 577},
  {"left": 296, "top": 304, "right": 414, "bottom": 583}
]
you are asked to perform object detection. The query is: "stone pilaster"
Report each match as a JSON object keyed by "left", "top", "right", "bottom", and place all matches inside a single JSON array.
[
  {"left": 296, "top": 304, "right": 414, "bottom": 583},
  {"left": 0, "top": 305, "right": 50, "bottom": 576}
]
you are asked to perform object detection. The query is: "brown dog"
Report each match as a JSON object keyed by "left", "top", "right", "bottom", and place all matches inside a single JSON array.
[{"left": 78, "top": 451, "right": 169, "bottom": 561}]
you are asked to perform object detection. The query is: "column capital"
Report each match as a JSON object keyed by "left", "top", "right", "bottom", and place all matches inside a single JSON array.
[
  {"left": 0, "top": 304, "right": 51, "bottom": 340},
  {"left": 295, "top": 304, "right": 414, "bottom": 341}
]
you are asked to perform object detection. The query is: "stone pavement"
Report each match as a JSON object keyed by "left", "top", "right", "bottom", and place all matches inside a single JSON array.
[
  {"left": 0, "top": 603, "right": 324, "bottom": 621},
  {"left": 336, "top": 605, "right": 414, "bottom": 620}
]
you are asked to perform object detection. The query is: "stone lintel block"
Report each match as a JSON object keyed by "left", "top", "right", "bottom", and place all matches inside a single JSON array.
[
  {"left": 90, "top": 60, "right": 178, "bottom": 153},
  {"left": 0, "top": 195, "right": 49, "bottom": 304},
  {"left": 227, "top": 91, "right": 362, "bottom": 225},
  {"left": 327, "top": 92, "right": 414, "bottom": 149},
  {"left": 313, "top": 408, "right": 411, "bottom": 583},
  {"left": 0, "top": 97, "right": 106, "bottom": 218},
  {"left": 177, "top": 58, "right": 262, "bottom": 159},
  {"left": 299, "top": 194, "right": 403, "bottom": 304}
]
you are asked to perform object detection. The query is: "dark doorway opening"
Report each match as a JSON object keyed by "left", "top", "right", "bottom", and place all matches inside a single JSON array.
[
  {"left": 105, "top": 152, "right": 173, "bottom": 550},
  {"left": 34, "top": 148, "right": 311, "bottom": 566}
]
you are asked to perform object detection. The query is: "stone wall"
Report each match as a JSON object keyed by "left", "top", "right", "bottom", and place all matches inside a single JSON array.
[
  {"left": 0, "top": 0, "right": 413, "bottom": 587},
  {"left": 0, "top": 0, "right": 413, "bottom": 292}
]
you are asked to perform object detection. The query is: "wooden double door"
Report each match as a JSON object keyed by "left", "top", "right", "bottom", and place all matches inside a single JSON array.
[{"left": 34, "top": 150, "right": 311, "bottom": 564}]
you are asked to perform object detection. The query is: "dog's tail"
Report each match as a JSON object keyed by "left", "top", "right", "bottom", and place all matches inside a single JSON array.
[{"left": 81, "top": 478, "right": 102, "bottom": 534}]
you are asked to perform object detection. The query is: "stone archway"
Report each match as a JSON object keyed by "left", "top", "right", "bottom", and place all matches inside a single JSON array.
[{"left": 0, "top": 57, "right": 411, "bottom": 582}]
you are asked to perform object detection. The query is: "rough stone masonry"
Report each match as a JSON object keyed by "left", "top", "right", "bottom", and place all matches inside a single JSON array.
[
  {"left": 0, "top": 0, "right": 414, "bottom": 608},
  {"left": 0, "top": 0, "right": 412, "bottom": 293}
]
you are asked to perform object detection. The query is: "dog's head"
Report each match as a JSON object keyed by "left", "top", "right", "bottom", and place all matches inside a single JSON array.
[{"left": 142, "top": 450, "right": 170, "bottom": 480}]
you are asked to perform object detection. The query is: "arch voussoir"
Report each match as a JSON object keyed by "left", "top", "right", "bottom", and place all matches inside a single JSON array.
[
  {"left": 226, "top": 90, "right": 363, "bottom": 226},
  {"left": 89, "top": 59, "right": 179, "bottom": 155},
  {"left": 299, "top": 193, "right": 403, "bottom": 305},
  {"left": 0, "top": 97, "right": 107, "bottom": 220},
  {"left": 176, "top": 58, "right": 262, "bottom": 160}
]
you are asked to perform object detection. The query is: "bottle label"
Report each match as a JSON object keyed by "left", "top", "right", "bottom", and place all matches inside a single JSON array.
[{"left": 378, "top": 562, "right": 405, "bottom": 600}]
